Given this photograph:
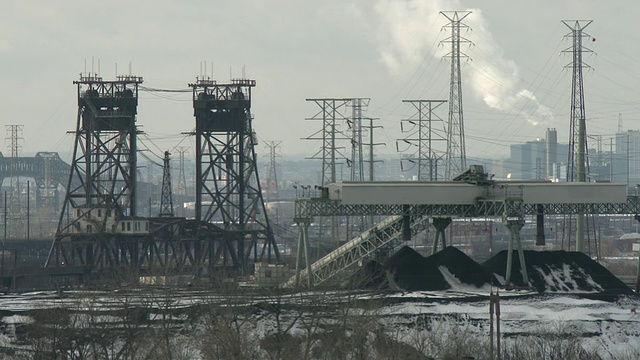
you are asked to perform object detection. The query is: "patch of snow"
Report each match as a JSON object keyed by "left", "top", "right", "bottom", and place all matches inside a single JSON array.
[
  {"left": 2, "top": 315, "right": 33, "bottom": 324},
  {"left": 438, "top": 266, "right": 494, "bottom": 293}
]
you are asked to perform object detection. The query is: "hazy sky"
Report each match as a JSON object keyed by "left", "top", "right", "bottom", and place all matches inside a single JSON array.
[{"left": 1, "top": 0, "right": 639, "bottom": 166}]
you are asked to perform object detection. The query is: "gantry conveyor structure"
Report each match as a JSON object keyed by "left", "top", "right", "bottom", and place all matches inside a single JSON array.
[{"left": 288, "top": 166, "right": 637, "bottom": 288}]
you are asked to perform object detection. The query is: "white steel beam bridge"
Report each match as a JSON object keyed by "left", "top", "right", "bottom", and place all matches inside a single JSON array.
[{"left": 287, "top": 167, "right": 636, "bottom": 289}]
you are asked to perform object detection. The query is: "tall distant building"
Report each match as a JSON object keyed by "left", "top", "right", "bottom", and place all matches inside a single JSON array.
[
  {"left": 508, "top": 129, "right": 569, "bottom": 181},
  {"left": 614, "top": 129, "right": 640, "bottom": 187},
  {"left": 509, "top": 139, "right": 545, "bottom": 180}
]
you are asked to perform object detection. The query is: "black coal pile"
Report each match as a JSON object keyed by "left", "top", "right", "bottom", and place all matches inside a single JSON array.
[
  {"left": 349, "top": 260, "right": 387, "bottom": 289},
  {"left": 384, "top": 246, "right": 450, "bottom": 291},
  {"left": 426, "top": 246, "right": 500, "bottom": 288},
  {"left": 482, "top": 250, "right": 633, "bottom": 294}
]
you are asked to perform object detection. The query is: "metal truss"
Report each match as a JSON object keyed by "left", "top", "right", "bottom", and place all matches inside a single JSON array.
[
  {"left": 159, "top": 151, "right": 174, "bottom": 217},
  {"left": 190, "top": 78, "right": 279, "bottom": 270},
  {"left": 296, "top": 196, "right": 640, "bottom": 219},
  {"left": 46, "top": 74, "right": 142, "bottom": 267},
  {"left": 286, "top": 214, "right": 426, "bottom": 288},
  {"left": 45, "top": 218, "right": 226, "bottom": 272}
]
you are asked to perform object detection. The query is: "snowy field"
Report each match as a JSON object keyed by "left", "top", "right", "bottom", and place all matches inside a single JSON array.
[{"left": 0, "top": 288, "right": 638, "bottom": 359}]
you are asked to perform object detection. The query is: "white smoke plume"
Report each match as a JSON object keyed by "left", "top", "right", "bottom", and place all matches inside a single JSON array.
[{"left": 372, "top": 0, "right": 554, "bottom": 126}]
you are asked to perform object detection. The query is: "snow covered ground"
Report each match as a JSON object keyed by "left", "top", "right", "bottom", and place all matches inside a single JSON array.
[{"left": 0, "top": 288, "right": 637, "bottom": 359}]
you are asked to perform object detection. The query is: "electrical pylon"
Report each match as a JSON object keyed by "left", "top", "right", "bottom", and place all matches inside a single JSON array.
[
  {"left": 264, "top": 141, "right": 282, "bottom": 202},
  {"left": 347, "top": 98, "right": 370, "bottom": 182},
  {"left": 190, "top": 78, "right": 279, "bottom": 271},
  {"left": 159, "top": 151, "right": 174, "bottom": 217},
  {"left": 305, "top": 99, "right": 350, "bottom": 186},
  {"left": 176, "top": 147, "right": 188, "bottom": 196},
  {"left": 398, "top": 100, "right": 447, "bottom": 181},
  {"left": 441, "top": 11, "right": 472, "bottom": 179},
  {"left": 365, "top": 117, "right": 384, "bottom": 182},
  {"left": 305, "top": 98, "right": 350, "bottom": 250},
  {"left": 562, "top": 20, "right": 593, "bottom": 252},
  {"left": 5, "top": 125, "right": 24, "bottom": 238}
]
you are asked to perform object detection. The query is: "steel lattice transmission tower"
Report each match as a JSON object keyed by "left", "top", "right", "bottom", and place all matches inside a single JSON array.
[
  {"left": 190, "top": 78, "right": 279, "bottom": 271},
  {"left": 563, "top": 20, "right": 592, "bottom": 183},
  {"left": 46, "top": 74, "right": 142, "bottom": 267},
  {"left": 398, "top": 100, "right": 447, "bottom": 181},
  {"left": 562, "top": 20, "right": 593, "bottom": 252},
  {"left": 305, "top": 99, "right": 350, "bottom": 249},
  {"left": 305, "top": 99, "right": 350, "bottom": 186},
  {"left": 159, "top": 150, "right": 174, "bottom": 217},
  {"left": 264, "top": 141, "right": 282, "bottom": 202},
  {"left": 441, "top": 11, "right": 472, "bottom": 179},
  {"left": 176, "top": 147, "right": 188, "bottom": 196},
  {"left": 5, "top": 125, "right": 24, "bottom": 238},
  {"left": 347, "top": 98, "right": 370, "bottom": 182}
]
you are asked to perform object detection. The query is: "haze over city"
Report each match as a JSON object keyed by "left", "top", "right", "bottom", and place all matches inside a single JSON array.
[{"left": 1, "top": 0, "right": 638, "bottom": 165}]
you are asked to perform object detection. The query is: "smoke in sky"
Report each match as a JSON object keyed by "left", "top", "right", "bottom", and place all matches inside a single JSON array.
[{"left": 372, "top": 0, "right": 554, "bottom": 126}]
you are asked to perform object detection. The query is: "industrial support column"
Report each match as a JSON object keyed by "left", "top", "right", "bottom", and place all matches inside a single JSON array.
[
  {"left": 402, "top": 205, "right": 411, "bottom": 242},
  {"left": 635, "top": 214, "right": 640, "bottom": 293},
  {"left": 294, "top": 217, "right": 312, "bottom": 288},
  {"left": 535, "top": 204, "right": 545, "bottom": 246},
  {"left": 503, "top": 218, "right": 529, "bottom": 287},
  {"left": 430, "top": 217, "right": 452, "bottom": 254}
]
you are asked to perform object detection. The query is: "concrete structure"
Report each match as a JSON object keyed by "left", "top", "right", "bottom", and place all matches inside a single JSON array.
[{"left": 327, "top": 181, "right": 626, "bottom": 206}]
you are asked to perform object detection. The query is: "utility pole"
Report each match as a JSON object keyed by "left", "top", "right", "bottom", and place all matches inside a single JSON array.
[
  {"left": 441, "top": 11, "right": 472, "bottom": 179},
  {"left": 398, "top": 100, "right": 447, "bottom": 181},
  {"left": 563, "top": 20, "right": 593, "bottom": 252}
]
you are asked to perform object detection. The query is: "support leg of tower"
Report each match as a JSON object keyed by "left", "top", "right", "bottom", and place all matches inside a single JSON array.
[
  {"left": 535, "top": 204, "right": 545, "bottom": 246},
  {"left": 401, "top": 205, "right": 411, "bottom": 242},
  {"left": 503, "top": 218, "right": 529, "bottom": 287},
  {"left": 293, "top": 217, "right": 312, "bottom": 288},
  {"left": 430, "top": 217, "right": 452, "bottom": 255},
  {"left": 635, "top": 214, "right": 640, "bottom": 293}
]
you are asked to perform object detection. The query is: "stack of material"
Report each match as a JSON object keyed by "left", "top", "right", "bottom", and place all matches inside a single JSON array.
[
  {"left": 351, "top": 246, "right": 632, "bottom": 295},
  {"left": 481, "top": 250, "right": 633, "bottom": 294}
]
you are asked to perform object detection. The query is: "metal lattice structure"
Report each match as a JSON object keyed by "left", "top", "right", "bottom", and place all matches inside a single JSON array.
[
  {"left": 289, "top": 182, "right": 640, "bottom": 288},
  {"left": 264, "top": 141, "right": 282, "bottom": 202},
  {"left": 441, "top": 11, "right": 472, "bottom": 179},
  {"left": 398, "top": 100, "right": 447, "bottom": 181},
  {"left": 159, "top": 151, "right": 174, "bottom": 217},
  {"left": 190, "top": 78, "right": 279, "bottom": 271},
  {"left": 305, "top": 99, "right": 350, "bottom": 186},
  {"left": 285, "top": 214, "right": 425, "bottom": 288},
  {"left": 348, "top": 98, "right": 370, "bottom": 182},
  {"left": 46, "top": 74, "right": 143, "bottom": 267},
  {"left": 562, "top": 20, "right": 593, "bottom": 252},
  {"left": 176, "top": 147, "right": 188, "bottom": 196}
]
